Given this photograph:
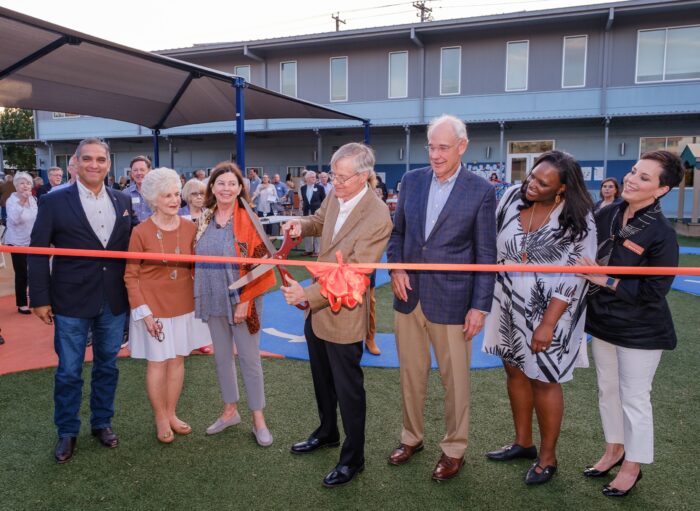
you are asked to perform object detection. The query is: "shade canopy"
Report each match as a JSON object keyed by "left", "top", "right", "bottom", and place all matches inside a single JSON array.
[{"left": 0, "top": 6, "right": 366, "bottom": 130}]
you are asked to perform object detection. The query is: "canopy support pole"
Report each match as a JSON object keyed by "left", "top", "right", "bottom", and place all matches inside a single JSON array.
[
  {"left": 234, "top": 77, "right": 246, "bottom": 170},
  {"left": 363, "top": 121, "right": 371, "bottom": 145},
  {"left": 152, "top": 129, "right": 160, "bottom": 167}
]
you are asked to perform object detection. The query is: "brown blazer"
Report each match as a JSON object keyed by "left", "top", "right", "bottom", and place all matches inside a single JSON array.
[{"left": 301, "top": 187, "right": 392, "bottom": 344}]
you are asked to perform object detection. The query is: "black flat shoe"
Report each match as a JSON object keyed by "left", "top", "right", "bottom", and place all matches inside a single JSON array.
[
  {"left": 583, "top": 454, "right": 624, "bottom": 477},
  {"left": 525, "top": 458, "right": 557, "bottom": 485},
  {"left": 602, "top": 469, "right": 642, "bottom": 497},
  {"left": 486, "top": 443, "right": 538, "bottom": 461},
  {"left": 322, "top": 462, "right": 364, "bottom": 488},
  {"left": 290, "top": 436, "right": 340, "bottom": 454},
  {"left": 17, "top": 307, "right": 31, "bottom": 315},
  {"left": 54, "top": 437, "right": 76, "bottom": 464}
]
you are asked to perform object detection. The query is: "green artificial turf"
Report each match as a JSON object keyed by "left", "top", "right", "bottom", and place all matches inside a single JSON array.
[{"left": 1, "top": 289, "right": 697, "bottom": 510}]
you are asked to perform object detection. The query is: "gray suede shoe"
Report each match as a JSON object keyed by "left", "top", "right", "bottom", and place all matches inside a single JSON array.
[
  {"left": 252, "top": 427, "right": 273, "bottom": 447},
  {"left": 205, "top": 412, "right": 241, "bottom": 435}
]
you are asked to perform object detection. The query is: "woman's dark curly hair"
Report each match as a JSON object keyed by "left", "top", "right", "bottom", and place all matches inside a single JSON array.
[
  {"left": 518, "top": 150, "right": 593, "bottom": 243},
  {"left": 204, "top": 161, "right": 251, "bottom": 210}
]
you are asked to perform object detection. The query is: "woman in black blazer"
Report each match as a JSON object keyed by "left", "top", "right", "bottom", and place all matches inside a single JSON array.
[{"left": 580, "top": 150, "right": 684, "bottom": 497}]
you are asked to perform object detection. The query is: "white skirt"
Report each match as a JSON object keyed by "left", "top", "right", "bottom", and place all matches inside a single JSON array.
[{"left": 129, "top": 311, "right": 212, "bottom": 362}]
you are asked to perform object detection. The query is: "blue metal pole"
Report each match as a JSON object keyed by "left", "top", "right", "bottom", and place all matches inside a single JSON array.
[
  {"left": 234, "top": 77, "right": 246, "bottom": 170},
  {"left": 363, "top": 121, "right": 371, "bottom": 145},
  {"left": 152, "top": 129, "right": 160, "bottom": 167}
]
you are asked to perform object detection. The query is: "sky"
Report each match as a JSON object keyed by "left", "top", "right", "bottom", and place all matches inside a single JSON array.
[{"left": 1, "top": 0, "right": 620, "bottom": 51}]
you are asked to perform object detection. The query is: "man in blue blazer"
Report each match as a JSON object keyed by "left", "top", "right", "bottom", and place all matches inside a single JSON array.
[
  {"left": 300, "top": 170, "right": 326, "bottom": 255},
  {"left": 387, "top": 115, "right": 497, "bottom": 481},
  {"left": 29, "top": 138, "right": 137, "bottom": 464}
]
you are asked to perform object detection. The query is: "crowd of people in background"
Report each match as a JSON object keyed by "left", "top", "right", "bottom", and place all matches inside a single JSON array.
[{"left": 0, "top": 113, "right": 686, "bottom": 498}]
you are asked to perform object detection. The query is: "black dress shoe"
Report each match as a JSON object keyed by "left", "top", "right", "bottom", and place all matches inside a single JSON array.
[
  {"left": 524, "top": 458, "right": 557, "bottom": 485},
  {"left": 322, "top": 463, "right": 364, "bottom": 488},
  {"left": 290, "top": 436, "right": 340, "bottom": 454},
  {"left": 486, "top": 443, "right": 538, "bottom": 461},
  {"left": 583, "top": 454, "right": 624, "bottom": 477},
  {"left": 17, "top": 307, "right": 31, "bottom": 315},
  {"left": 92, "top": 427, "right": 119, "bottom": 448},
  {"left": 54, "top": 437, "right": 76, "bottom": 464},
  {"left": 602, "top": 469, "right": 642, "bottom": 497}
]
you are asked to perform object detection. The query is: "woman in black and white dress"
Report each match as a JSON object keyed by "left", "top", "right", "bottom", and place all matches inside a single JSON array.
[{"left": 482, "top": 150, "right": 597, "bottom": 485}]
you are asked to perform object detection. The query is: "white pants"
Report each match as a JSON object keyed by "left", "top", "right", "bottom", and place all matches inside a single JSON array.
[{"left": 592, "top": 337, "right": 663, "bottom": 464}]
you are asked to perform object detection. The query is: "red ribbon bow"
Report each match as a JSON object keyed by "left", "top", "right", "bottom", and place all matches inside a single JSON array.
[{"left": 309, "top": 251, "right": 373, "bottom": 312}]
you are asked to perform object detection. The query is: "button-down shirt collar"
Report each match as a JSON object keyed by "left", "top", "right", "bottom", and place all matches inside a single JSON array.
[
  {"left": 76, "top": 178, "right": 116, "bottom": 248},
  {"left": 424, "top": 164, "right": 462, "bottom": 240},
  {"left": 333, "top": 184, "right": 368, "bottom": 239}
]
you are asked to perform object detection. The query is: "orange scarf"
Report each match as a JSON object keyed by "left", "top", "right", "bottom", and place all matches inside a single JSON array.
[{"left": 232, "top": 199, "right": 276, "bottom": 333}]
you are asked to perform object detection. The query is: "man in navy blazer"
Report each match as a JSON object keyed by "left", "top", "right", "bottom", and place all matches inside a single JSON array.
[
  {"left": 300, "top": 169, "right": 326, "bottom": 255},
  {"left": 387, "top": 115, "right": 497, "bottom": 481},
  {"left": 29, "top": 138, "right": 137, "bottom": 464}
]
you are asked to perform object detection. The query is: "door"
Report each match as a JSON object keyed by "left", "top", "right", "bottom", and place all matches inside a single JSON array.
[{"left": 506, "top": 140, "right": 555, "bottom": 183}]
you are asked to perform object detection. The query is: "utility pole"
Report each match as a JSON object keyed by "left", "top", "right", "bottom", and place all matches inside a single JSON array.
[
  {"left": 332, "top": 12, "right": 346, "bottom": 32},
  {"left": 412, "top": 1, "right": 433, "bottom": 22}
]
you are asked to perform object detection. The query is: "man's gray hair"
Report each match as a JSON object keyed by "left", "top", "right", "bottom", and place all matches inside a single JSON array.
[
  {"left": 141, "top": 167, "right": 182, "bottom": 210},
  {"left": 304, "top": 169, "right": 317, "bottom": 179},
  {"left": 330, "top": 142, "right": 375, "bottom": 174},
  {"left": 75, "top": 137, "right": 111, "bottom": 159},
  {"left": 427, "top": 114, "right": 468, "bottom": 141},
  {"left": 48, "top": 166, "right": 63, "bottom": 174}
]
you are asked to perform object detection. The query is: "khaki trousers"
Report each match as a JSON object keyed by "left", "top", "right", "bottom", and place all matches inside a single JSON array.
[{"left": 395, "top": 302, "right": 471, "bottom": 459}]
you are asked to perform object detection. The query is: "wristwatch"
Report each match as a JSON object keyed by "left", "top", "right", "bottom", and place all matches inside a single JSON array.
[{"left": 605, "top": 276, "right": 616, "bottom": 289}]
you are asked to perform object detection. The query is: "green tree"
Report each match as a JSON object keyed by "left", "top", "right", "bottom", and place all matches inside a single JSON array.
[{"left": 0, "top": 108, "right": 36, "bottom": 169}]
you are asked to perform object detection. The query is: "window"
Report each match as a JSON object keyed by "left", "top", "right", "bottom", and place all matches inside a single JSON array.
[
  {"left": 234, "top": 65, "right": 251, "bottom": 83},
  {"left": 280, "top": 61, "right": 297, "bottom": 97},
  {"left": 636, "top": 25, "right": 700, "bottom": 82},
  {"left": 640, "top": 135, "right": 699, "bottom": 156},
  {"left": 388, "top": 51, "right": 408, "bottom": 99},
  {"left": 330, "top": 57, "right": 348, "bottom": 102},
  {"left": 440, "top": 47, "right": 461, "bottom": 95},
  {"left": 506, "top": 41, "right": 529, "bottom": 91},
  {"left": 562, "top": 35, "right": 587, "bottom": 88},
  {"left": 55, "top": 154, "right": 72, "bottom": 172}
]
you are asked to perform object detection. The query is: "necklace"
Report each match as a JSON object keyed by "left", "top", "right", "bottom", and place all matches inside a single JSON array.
[
  {"left": 154, "top": 217, "right": 181, "bottom": 280},
  {"left": 521, "top": 201, "right": 558, "bottom": 263}
]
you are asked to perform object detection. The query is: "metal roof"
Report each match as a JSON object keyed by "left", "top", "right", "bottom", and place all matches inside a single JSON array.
[{"left": 0, "top": 6, "right": 366, "bottom": 130}]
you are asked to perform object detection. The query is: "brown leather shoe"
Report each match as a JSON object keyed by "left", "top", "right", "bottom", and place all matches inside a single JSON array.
[
  {"left": 388, "top": 442, "right": 424, "bottom": 465},
  {"left": 432, "top": 452, "right": 465, "bottom": 481},
  {"left": 365, "top": 338, "right": 381, "bottom": 356}
]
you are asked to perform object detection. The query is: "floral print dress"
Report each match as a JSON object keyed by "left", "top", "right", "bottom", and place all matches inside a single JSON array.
[{"left": 482, "top": 185, "right": 597, "bottom": 383}]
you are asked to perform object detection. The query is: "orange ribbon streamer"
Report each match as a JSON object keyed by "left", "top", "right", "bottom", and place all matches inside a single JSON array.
[
  {"left": 1, "top": 245, "right": 699, "bottom": 276},
  {"left": 309, "top": 251, "right": 372, "bottom": 311}
]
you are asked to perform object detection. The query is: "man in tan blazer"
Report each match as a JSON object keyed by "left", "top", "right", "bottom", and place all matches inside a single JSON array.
[{"left": 281, "top": 142, "right": 392, "bottom": 488}]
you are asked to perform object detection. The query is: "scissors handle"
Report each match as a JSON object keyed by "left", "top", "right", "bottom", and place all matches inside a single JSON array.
[{"left": 274, "top": 231, "right": 303, "bottom": 261}]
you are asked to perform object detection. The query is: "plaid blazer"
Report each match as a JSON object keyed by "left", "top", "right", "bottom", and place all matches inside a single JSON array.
[{"left": 387, "top": 165, "right": 497, "bottom": 324}]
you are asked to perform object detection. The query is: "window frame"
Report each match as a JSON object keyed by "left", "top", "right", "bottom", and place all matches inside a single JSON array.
[
  {"left": 439, "top": 46, "right": 461, "bottom": 96},
  {"left": 505, "top": 40, "right": 529, "bottom": 92},
  {"left": 329, "top": 56, "right": 348, "bottom": 102},
  {"left": 280, "top": 60, "right": 298, "bottom": 97},
  {"left": 635, "top": 24, "right": 700, "bottom": 84},
  {"left": 561, "top": 35, "right": 588, "bottom": 88},
  {"left": 638, "top": 135, "right": 699, "bottom": 157},
  {"left": 388, "top": 51, "right": 409, "bottom": 99}
]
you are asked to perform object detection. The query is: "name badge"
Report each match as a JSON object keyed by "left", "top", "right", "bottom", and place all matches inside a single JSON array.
[
  {"left": 622, "top": 239, "right": 645, "bottom": 256},
  {"left": 131, "top": 197, "right": 140, "bottom": 204}
]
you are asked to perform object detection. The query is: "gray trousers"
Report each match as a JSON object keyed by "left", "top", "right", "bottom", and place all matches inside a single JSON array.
[{"left": 207, "top": 313, "right": 266, "bottom": 411}]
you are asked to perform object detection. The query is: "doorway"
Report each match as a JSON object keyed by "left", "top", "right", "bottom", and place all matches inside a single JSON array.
[{"left": 506, "top": 140, "right": 554, "bottom": 183}]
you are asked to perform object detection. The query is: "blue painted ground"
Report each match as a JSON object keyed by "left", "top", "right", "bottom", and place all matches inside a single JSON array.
[{"left": 259, "top": 247, "right": 700, "bottom": 368}]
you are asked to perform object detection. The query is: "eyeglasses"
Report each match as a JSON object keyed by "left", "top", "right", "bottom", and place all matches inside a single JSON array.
[
  {"left": 153, "top": 318, "right": 165, "bottom": 342},
  {"left": 330, "top": 172, "right": 360, "bottom": 185},
  {"left": 424, "top": 144, "right": 454, "bottom": 154},
  {"left": 190, "top": 192, "right": 205, "bottom": 197}
]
